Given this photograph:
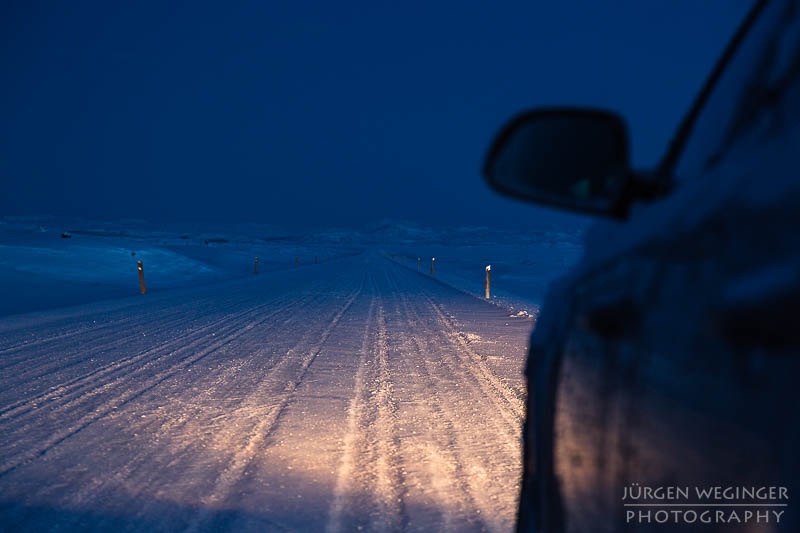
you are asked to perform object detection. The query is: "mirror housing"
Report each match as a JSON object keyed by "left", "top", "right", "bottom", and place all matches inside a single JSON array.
[{"left": 483, "top": 108, "right": 635, "bottom": 219}]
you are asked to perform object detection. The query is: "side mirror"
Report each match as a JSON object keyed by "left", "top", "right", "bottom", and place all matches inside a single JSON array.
[{"left": 483, "top": 108, "right": 634, "bottom": 218}]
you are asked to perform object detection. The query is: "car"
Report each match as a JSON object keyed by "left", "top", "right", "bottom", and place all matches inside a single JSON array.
[{"left": 482, "top": 0, "right": 800, "bottom": 531}]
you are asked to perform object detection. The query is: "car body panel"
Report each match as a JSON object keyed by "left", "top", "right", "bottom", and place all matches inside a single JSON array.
[{"left": 520, "top": 0, "right": 800, "bottom": 531}]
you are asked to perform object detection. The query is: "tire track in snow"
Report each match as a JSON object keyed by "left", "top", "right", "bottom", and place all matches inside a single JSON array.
[
  {"left": 0, "top": 297, "right": 242, "bottom": 381},
  {"left": 0, "top": 288, "right": 326, "bottom": 478},
  {"left": 183, "top": 279, "right": 364, "bottom": 533},
  {"left": 369, "top": 304, "right": 406, "bottom": 531},
  {"left": 44, "top": 288, "right": 339, "bottom": 519},
  {"left": 423, "top": 294, "right": 525, "bottom": 429},
  {"left": 0, "top": 275, "right": 335, "bottom": 417},
  {"left": 0, "top": 279, "right": 330, "bottom": 388},
  {"left": 411, "top": 299, "right": 521, "bottom": 533},
  {"left": 382, "top": 269, "right": 487, "bottom": 532},
  {"left": 0, "top": 274, "right": 296, "bottom": 351},
  {"left": 0, "top": 282, "right": 272, "bottom": 358},
  {"left": 0, "top": 290, "right": 316, "bottom": 424},
  {"left": 327, "top": 281, "right": 405, "bottom": 533},
  {"left": 0, "top": 305, "right": 152, "bottom": 355},
  {"left": 0, "top": 296, "right": 219, "bottom": 360},
  {"left": 386, "top": 265, "right": 522, "bottom": 532},
  {"left": 385, "top": 262, "right": 525, "bottom": 426},
  {"left": 326, "top": 292, "right": 376, "bottom": 533}
]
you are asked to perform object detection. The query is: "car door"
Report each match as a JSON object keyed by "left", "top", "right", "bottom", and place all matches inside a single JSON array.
[{"left": 533, "top": 1, "right": 800, "bottom": 531}]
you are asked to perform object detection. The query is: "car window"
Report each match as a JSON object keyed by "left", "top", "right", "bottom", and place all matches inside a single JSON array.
[{"left": 672, "top": 0, "right": 799, "bottom": 181}]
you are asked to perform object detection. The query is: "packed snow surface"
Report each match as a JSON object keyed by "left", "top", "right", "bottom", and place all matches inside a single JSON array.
[{"left": 0, "top": 243, "right": 542, "bottom": 532}]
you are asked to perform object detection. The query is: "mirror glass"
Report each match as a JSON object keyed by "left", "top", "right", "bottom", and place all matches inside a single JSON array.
[{"left": 485, "top": 110, "right": 630, "bottom": 215}]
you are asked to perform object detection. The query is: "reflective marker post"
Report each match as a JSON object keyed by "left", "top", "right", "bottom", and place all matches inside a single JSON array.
[
  {"left": 430, "top": 257, "right": 435, "bottom": 276},
  {"left": 485, "top": 264, "right": 491, "bottom": 299},
  {"left": 137, "top": 260, "right": 146, "bottom": 295},
  {"left": 254, "top": 256, "right": 259, "bottom": 275},
  {"left": 417, "top": 257, "right": 421, "bottom": 271}
]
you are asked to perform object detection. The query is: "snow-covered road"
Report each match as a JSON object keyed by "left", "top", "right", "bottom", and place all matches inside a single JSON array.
[{"left": 0, "top": 254, "right": 531, "bottom": 532}]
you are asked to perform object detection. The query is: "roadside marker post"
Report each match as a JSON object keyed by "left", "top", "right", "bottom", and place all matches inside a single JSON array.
[
  {"left": 254, "top": 256, "right": 260, "bottom": 275},
  {"left": 430, "top": 257, "right": 435, "bottom": 276},
  {"left": 417, "top": 257, "right": 421, "bottom": 271},
  {"left": 137, "top": 260, "right": 146, "bottom": 295},
  {"left": 485, "top": 265, "right": 491, "bottom": 299}
]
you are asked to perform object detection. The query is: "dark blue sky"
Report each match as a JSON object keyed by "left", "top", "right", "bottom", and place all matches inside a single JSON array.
[{"left": 1, "top": 1, "right": 751, "bottom": 230}]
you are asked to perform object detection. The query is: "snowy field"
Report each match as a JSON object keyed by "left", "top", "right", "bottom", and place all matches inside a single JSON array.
[
  {"left": 0, "top": 217, "right": 584, "bottom": 319},
  {"left": 0, "top": 216, "right": 584, "bottom": 532},
  {"left": 381, "top": 226, "right": 584, "bottom": 317}
]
